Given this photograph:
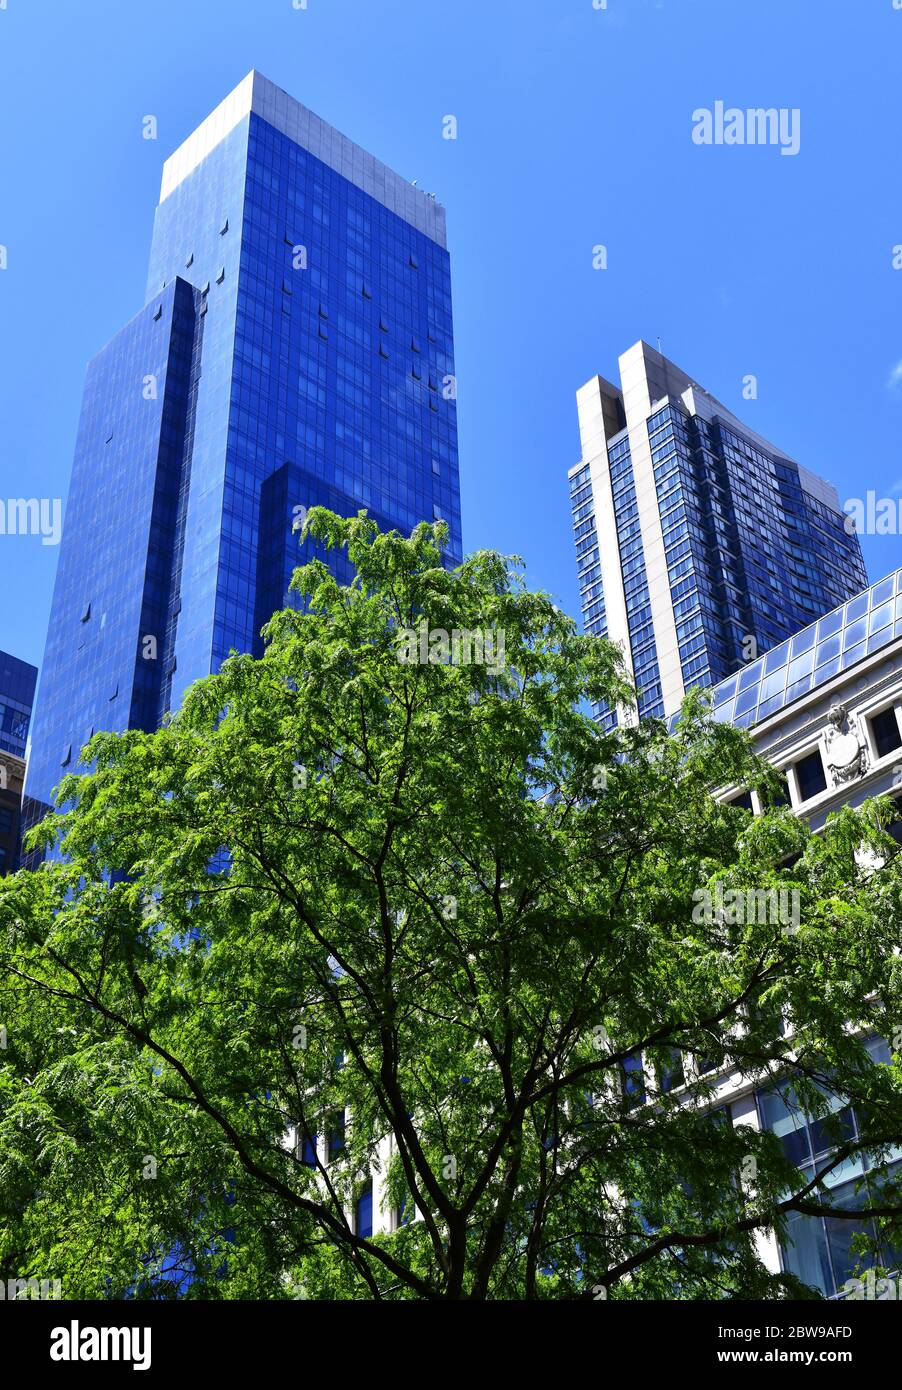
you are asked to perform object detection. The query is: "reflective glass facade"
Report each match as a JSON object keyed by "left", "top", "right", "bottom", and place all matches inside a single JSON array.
[
  {"left": 0, "top": 649, "right": 37, "bottom": 761},
  {"left": 571, "top": 344, "right": 867, "bottom": 726},
  {"left": 647, "top": 403, "right": 865, "bottom": 693},
  {"left": 709, "top": 568, "right": 902, "bottom": 730},
  {"left": 569, "top": 468, "right": 604, "bottom": 633},
  {"left": 27, "top": 73, "right": 461, "bottom": 825},
  {"left": 569, "top": 463, "right": 607, "bottom": 728},
  {"left": 0, "top": 650, "right": 37, "bottom": 875},
  {"left": 757, "top": 1038, "right": 902, "bottom": 1297},
  {"left": 570, "top": 433, "right": 664, "bottom": 726},
  {"left": 609, "top": 432, "right": 663, "bottom": 717},
  {"left": 26, "top": 277, "right": 201, "bottom": 832}
]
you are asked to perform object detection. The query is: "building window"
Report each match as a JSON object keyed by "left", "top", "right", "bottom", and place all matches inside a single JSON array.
[
  {"left": 327, "top": 1111, "right": 345, "bottom": 1161},
  {"left": 621, "top": 1051, "right": 645, "bottom": 1109},
  {"left": 657, "top": 1048, "right": 685, "bottom": 1094},
  {"left": 763, "top": 774, "right": 792, "bottom": 809},
  {"left": 0, "top": 808, "right": 13, "bottom": 836},
  {"left": 779, "top": 1181, "right": 889, "bottom": 1297},
  {"left": 759, "top": 1083, "right": 855, "bottom": 1169},
  {"left": 298, "top": 1129, "right": 318, "bottom": 1167},
  {"left": 726, "top": 790, "right": 753, "bottom": 811},
  {"left": 355, "top": 1182, "right": 373, "bottom": 1238},
  {"left": 3, "top": 709, "right": 28, "bottom": 744},
  {"left": 0, "top": 847, "right": 7, "bottom": 875},
  {"left": 757, "top": 1072, "right": 902, "bottom": 1297},
  {"left": 888, "top": 796, "right": 902, "bottom": 846},
  {"left": 870, "top": 707, "right": 902, "bottom": 760},
  {"left": 795, "top": 750, "right": 827, "bottom": 802}
]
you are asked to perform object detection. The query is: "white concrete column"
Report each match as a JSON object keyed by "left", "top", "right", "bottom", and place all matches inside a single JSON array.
[{"left": 731, "top": 1091, "right": 782, "bottom": 1275}]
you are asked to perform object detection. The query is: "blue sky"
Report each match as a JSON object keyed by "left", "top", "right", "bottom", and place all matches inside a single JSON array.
[{"left": 1, "top": 0, "right": 901, "bottom": 673}]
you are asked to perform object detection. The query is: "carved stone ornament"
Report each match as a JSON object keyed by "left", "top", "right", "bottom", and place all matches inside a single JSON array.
[{"left": 823, "top": 702, "right": 868, "bottom": 785}]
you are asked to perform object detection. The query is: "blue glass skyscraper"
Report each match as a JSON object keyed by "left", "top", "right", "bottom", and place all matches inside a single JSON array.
[
  {"left": 26, "top": 72, "right": 461, "bottom": 823},
  {"left": 569, "top": 341, "right": 866, "bottom": 725}
]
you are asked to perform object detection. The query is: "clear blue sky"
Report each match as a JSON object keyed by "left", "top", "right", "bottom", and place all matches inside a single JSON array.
[{"left": 2, "top": 0, "right": 901, "bottom": 673}]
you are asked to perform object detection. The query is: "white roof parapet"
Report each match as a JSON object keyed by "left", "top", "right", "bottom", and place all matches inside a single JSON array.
[{"left": 159, "top": 71, "right": 447, "bottom": 249}]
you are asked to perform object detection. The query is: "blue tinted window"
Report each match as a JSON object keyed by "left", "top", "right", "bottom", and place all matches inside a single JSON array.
[
  {"left": 356, "top": 1183, "right": 373, "bottom": 1238},
  {"left": 818, "top": 609, "right": 844, "bottom": 639},
  {"left": 764, "top": 642, "right": 790, "bottom": 674},
  {"left": 621, "top": 1052, "right": 646, "bottom": 1108},
  {"left": 795, "top": 750, "right": 827, "bottom": 801},
  {"left": 328, "top": 1112, "right": 345, "bottom": 1161}
]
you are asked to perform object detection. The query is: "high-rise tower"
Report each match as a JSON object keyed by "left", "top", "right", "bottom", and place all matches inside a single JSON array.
[
  {"left": 27, "top": 72, "right": 461, "bottom": 822},
  {"left": 569, "top": 341, "right": 866, "bottom": 725}
]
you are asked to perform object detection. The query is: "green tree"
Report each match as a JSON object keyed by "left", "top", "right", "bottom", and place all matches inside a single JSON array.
[{"left": 2, "top": 511, "right": 902, "bottom": 1299}]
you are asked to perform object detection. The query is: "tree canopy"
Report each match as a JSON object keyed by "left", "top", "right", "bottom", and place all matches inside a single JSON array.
[{"left": 2, "top": 511, "right": 902, "bottom": 1299}]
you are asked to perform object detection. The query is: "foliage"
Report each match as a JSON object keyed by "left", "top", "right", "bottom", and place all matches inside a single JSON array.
[{"left": 2, "top": 512, "right": 902, "bottom": 1299}]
